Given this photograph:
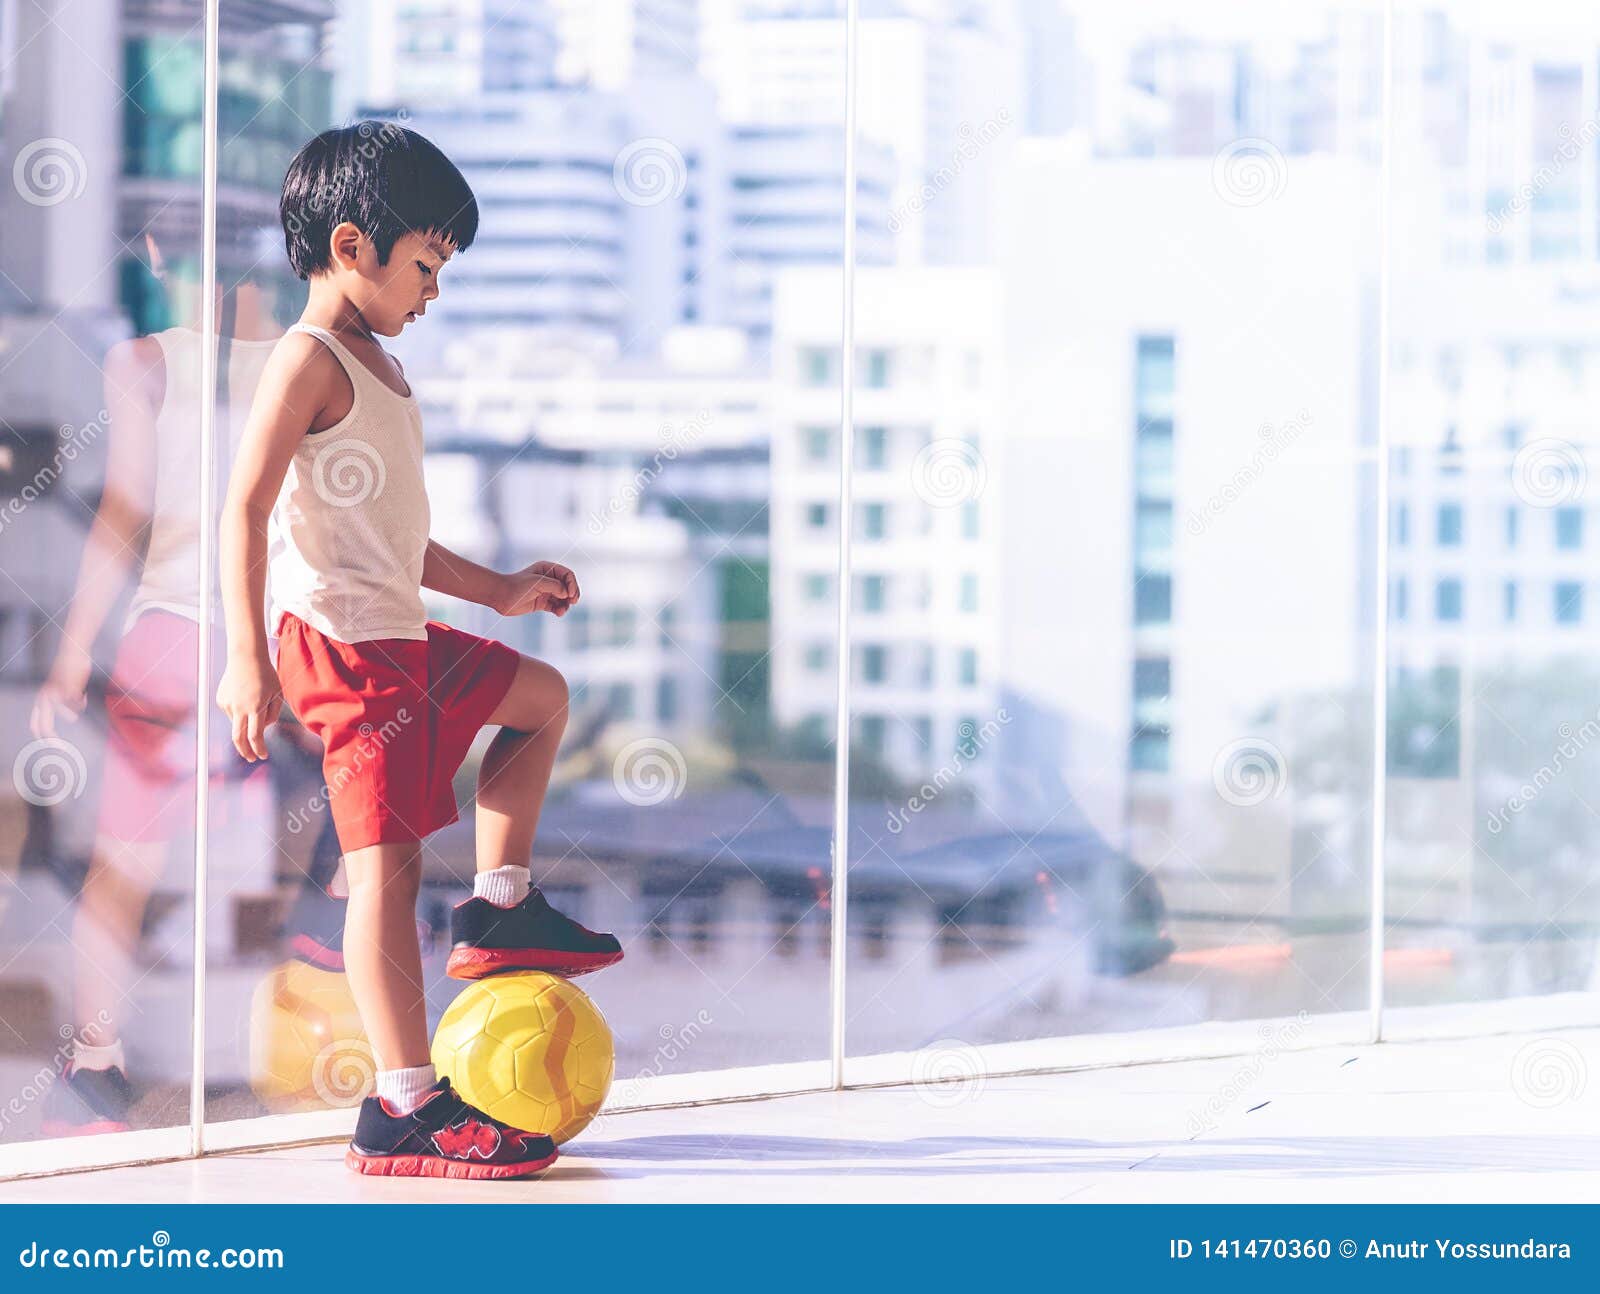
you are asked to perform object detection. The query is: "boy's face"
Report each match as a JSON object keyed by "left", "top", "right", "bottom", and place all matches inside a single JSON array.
[{"left": 331, "top": 224, "right": 454, "bottom": 336}]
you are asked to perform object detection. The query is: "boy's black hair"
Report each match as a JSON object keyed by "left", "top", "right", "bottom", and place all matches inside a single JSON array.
[{"left": 279, "top": 121, "right": 478, "bottom": 280}]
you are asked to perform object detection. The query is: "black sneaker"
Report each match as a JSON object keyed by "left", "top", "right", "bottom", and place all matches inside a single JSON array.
[
  {"left": 446, "top": 888, "right": 623, "bottom": 980},
  {"left": 42, "top": 1063, "right": 134, "bottom": 1137},
  {"left": 345, "top": 1077, "right": 558, "bottom": 1179},
  {"left": 283, "top": 882, "right": 348, "bottom": 972}
]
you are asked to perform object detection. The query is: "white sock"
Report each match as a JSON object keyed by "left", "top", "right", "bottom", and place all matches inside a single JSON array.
[
  {"left": 474, "top": 864, "right": 530, "bottom": 908},
  {"left": 72, "top": 1037, "right": 125, "bottom": 1073},
  {"left": 375, "top": 1063, "right": 437, "bottom": 1114}
]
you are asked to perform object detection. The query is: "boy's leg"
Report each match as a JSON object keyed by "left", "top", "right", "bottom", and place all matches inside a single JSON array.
[
  {"left": 475, "top": 655, "right": 568, "bottom": 873},
  {"left": 446, "top": 653, "right": 622, "bottom": 979},
  {"left": 71, "top": 836, "right": 166, "bottom": 1050},
  {"left": 342, "top": 842, "right": 430, "bottom": 1070}
]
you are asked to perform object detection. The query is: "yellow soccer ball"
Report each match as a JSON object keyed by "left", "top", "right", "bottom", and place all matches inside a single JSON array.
[
  {"left": 248, "top": 960, "right": 374, "bottom": 1113},
  {"left": 431, "top": 973, "right": 614, "bottom": 1144}
]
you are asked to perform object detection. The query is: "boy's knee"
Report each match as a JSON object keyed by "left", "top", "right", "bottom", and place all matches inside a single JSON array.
[
  {"left": 546, "top": 664, "right": 570, "bottom": 721},
  {"left": 505, "top": 657, "right": 568, "bottom": 736}
]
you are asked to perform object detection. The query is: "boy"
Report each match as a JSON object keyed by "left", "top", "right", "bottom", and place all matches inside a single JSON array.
[{"left": 217, "top": 123, "right": 622, "bottom": 1179}]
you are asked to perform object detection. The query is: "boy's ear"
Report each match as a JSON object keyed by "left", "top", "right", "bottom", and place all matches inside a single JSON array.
[{"left": 328, "top": 220, "right": 364, "bottom": 270}]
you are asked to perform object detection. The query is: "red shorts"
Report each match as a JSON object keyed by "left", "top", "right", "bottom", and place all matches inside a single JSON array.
[
  {"left": 274, "top": 613, "right": 521, "bottom": 852},
  {"left": 99, "top": 610, "right": 262, "bottom": 845}
]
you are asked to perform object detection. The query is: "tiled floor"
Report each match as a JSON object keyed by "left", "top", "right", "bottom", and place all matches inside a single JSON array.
[{"left": 3, "top": 1028, "right": 1597, "bottom": 1203}]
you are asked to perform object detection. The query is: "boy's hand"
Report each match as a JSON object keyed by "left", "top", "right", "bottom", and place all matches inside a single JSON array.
[
  {"left": 216, "top": 652, "right": 284, "bottom": 761},
  {"left": 30, "top": 647, "right": 92, "bottom": 739},
  {"left": 495, "top": 561, "right": 580, "bottom": 617}
]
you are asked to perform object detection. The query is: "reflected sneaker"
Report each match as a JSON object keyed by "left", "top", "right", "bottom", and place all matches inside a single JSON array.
[
  {"left": 41, "top": 1063, "right": 133, "bottom": 1137},
  {"left": 446, "top": 888, "right": 623, "bottom": 980},
  {"left": 345, "top": 1077, "right": 558, "bottom": 1180},
  {"left": 284, "top": 883, "right": 348, "bottom": 971}
]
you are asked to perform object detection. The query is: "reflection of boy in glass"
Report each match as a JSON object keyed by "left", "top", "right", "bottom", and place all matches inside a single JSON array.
[{"left": 26, "top": 233, "right": 338, "bottom": 1134}]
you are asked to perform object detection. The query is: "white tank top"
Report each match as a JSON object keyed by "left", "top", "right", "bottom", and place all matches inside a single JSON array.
[
  {"left": 266, "top": 322, "right": 430, "bottom": 644},
  {"left": 127, "top": 326, "right": 278, "bottom": 629}
]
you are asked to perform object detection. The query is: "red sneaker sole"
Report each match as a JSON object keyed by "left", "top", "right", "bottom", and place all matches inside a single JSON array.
[
  {"left": 345, "top": 1147, "right": 558, "bottom": 1179},
  {"left": 40, "top": 1119, "right": 130, "bottom": 1138},
  {"left": 289, "top": 933, "right": 346, "bottom": 972},
  {"left": 445, "top": 945, "right": 624, "bottom": 981}
]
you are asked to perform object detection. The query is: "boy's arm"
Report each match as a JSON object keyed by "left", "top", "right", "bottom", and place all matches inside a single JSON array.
[
  {"left": 216, "top": 335, "right": 338, "bottom": 761},
  {"left": 423, "top": 541, "right": 578, "bottom": 617},
  {"left": 31, "top": 338, "right": 159, "bottom": 737}
]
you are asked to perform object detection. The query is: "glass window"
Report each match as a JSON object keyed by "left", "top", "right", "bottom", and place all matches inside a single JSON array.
[{"left": 1, "top": 0, "right": 207, "bottom": 1157}]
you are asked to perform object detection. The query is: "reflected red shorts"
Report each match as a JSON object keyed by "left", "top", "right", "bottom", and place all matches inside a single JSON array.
[
  {"left": 274, "top": 613, "right": 520, "bottom": 853},
  {"left": 99, "top": 610, "right": 261, "bottom": 845}
]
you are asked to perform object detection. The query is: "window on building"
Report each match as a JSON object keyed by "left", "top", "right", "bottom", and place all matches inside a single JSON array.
[
  {"left": 1556, "top": 581, "right": 1583, "bottom": 624},
  {"left": 1134, "top": 336, "right": 1175, "bottom": 420},
  {"left": 567, "top": 606, "right": 591, "bottom": 650},
  {"left": 860, "top": 644, "right": 887, "bottom": 683},
  {"left": 858, "top": 574, "right": 887, "bottom": 613},
  {"left": 959, "top": 573, "right": 978, "bottom": 614},
  {"left": 1435, "top": 577, "right": 1463, "bottom": 622},
  {"left": 1135, "top": 574, "right": 1172, "bottom": 624},
  {"left": 861, "top": 502, "right": 886, "bottom": 539},
  {"left": 801, "top": 347, "right": 834, "bottom": 387},
  {"left": 1437, "top": 502, "right": 1463, "bottom": 546},
  {"left": 858, "top": 425, "right": 888, "bottom": 470},
  {"left": 1503, "top": 580, "right": 1516, "bottom": 622},
  {"left": 856, "top": 714, "right": 886, "bottom": 757},
  {"left": 1556, "top": 507, "right": 1583, "bottom": 549},
  {"left": 607, "top": 682, "right": 634, "bottom": 719},
  {"left": 958, "top": 648, "right": 977, "bottom": 686}
]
